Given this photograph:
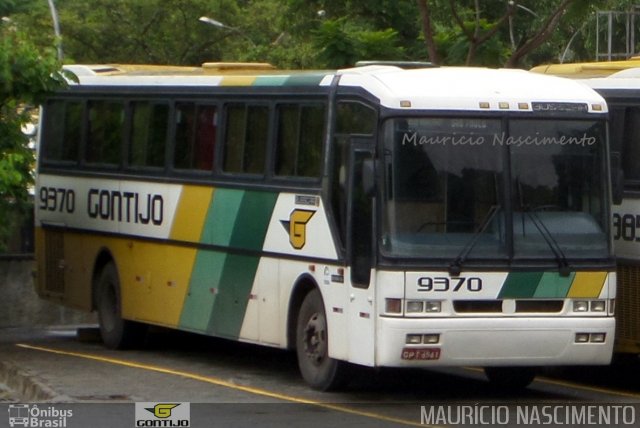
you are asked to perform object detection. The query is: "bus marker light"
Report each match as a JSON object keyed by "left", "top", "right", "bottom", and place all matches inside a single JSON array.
[
  {"left": 425, "top": 301, "right": 441, "bottom": 313},
  {"left": 385, "top": 298, "right": 402, "bottom": 314},
  {"left": 591, "top": 103, "right": 603, "bottom": 111},
  {"left": 575, "top": 333, "right": 589, "bottom": 343},
  {"left": 518, "top": 102, "right": 529, "bottom": 110},
  {"left": 308, "top": 264, "right": 315, "bottom": 272},
  {"left": 590, "top": 300, "right": 606, "bottom": 312},
  {"left": 423, "top": 334, "right": 440, "bottom": 344},
  {"left": 400, "top": 100, "right": 411, "bottom": 108},
  {"left": 499, "top": 102, "right": 509, "bottom": 109},
  {"left": 590, "top": 333, "right": 606, "bottom": 343},
  {"left": 406, "top": 334, "right": 422, "bottom": 344},
  {"left": 479, "top": 102, "right": 490, "bottom": 109},
  {"left": 406, "top": 301, "right": 424, "bottom": 313},
  {"left": 573, "top": 301, "right": 588, "bottom": 312}
]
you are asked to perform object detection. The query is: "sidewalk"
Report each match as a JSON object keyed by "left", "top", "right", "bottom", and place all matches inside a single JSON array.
[{"left": 0, "top": 326, "right": 98, "bottom": 403}]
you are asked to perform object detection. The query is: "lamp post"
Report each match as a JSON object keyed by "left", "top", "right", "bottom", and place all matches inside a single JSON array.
[
  {"left": 47, "top": 0, "right": 63, "bottom": 60},
  {"left": 198, "top": 16, "right": 256, "bottom": 46}
]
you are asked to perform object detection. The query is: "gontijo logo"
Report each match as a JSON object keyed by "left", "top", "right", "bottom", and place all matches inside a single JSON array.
[
  {"left": 281, "top": 209, "right": 315, "bottom": 249},
  {"left": 135, "top": 402, "right": 190, "bottom": 427}
]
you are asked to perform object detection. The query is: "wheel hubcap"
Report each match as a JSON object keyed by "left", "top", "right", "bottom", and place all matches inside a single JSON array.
[{"left": 303, "top": 312, "right": 327, "bottom": 365}]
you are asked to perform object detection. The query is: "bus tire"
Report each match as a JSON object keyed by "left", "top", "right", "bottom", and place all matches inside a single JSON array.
[
  {"left": 295, "top": 289, "right": 348, "bottom": 391},
  {"left": 96, "top": 262, "right": 147, "bottom": 350},
  {"left": 484, "top": 366, "right": 536, "bottom": 391}
]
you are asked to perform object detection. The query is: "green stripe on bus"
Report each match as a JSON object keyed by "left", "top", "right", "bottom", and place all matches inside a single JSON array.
[
  {"left": 179, "top": 188, "right": 241, "bottom": 332},
  {"left": 179, "top": 189, "right": 278, "bottom": 337},
  {"left": 253, "top": 76, "right": 290, "bottom": 86},
  {"left": 285, "top": 74, "right": 327, "bottom": 86},
  {"left": 208, "top": 190, "right": 278, "bottom": 337},
  {"left": 201, "top": 188, "right": 244, "bottom": 246},
  {"left": 229, "top": 190, "right": 279, "bottom": 251},
  {"left": 179, "top": 251, "right": 227, "bottom": 331},
  {"left": 498, "top": 272, "right": 543, "bottom": 298},
  {"left": 208, "top": 254, "right": 260, "bottom": 337},
  {"left": 533, "top": 272, "right": 575, "bottom": 298}
]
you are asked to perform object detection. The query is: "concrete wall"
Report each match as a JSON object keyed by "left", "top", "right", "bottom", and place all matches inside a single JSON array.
[{"left": 0, "top": 259, "right": 95, "bottom": 327}]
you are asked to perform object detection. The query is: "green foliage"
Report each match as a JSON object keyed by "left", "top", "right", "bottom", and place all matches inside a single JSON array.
[
  {"left": 0, "top": 25, "right": 65, "bottom": 250},
  {"left": 434, "top": 19, "right": 510, "bottom": 66},
  {"left": 313, "top": 17, "right": 404, "bottom": 68}
]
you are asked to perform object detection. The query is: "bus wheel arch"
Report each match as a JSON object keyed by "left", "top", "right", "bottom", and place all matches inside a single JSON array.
[
  {"left": 92, "top": 252, "right": 147, "bottom": 349},
  {"left": 91, "top": 249, "right": 115, "bottom": 311},
  {"left": 289, "top": 278, "right": 349, "bottom": 391},
  {"left": 286, "top": 275, "right": 317, "bottom": 350}
]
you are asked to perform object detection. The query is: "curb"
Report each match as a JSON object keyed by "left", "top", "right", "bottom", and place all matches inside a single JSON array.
[{"left": 0, "top": 359, "right": 71, "bottom": 402}]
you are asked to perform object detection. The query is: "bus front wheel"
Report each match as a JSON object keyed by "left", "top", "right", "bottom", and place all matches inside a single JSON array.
[
  {"left": 295, "top": 289, "right": 348, "bottom": 391},
  {"left": 484, "top": 366, "right": 536, "bottom": 391},
  {"left": 96, "top": 262, "right": 147, "bottom": 349}
]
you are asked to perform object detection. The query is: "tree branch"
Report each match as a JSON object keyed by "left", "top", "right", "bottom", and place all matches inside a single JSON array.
[
  {"left": 505, "top": 0, "right": 575, "bottom": 67},
  {"left": 416, "top": 0, "right": 440, "bottom": 64}
]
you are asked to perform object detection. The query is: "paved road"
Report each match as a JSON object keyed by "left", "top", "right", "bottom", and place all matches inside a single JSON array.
[{"left": 1, "top": 325, "right": 639, "bottom": 427}]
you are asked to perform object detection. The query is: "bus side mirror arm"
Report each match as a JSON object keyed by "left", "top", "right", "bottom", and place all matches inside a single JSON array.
[{"left": 362, "top": 159, "right": 376, "bottom": 197}]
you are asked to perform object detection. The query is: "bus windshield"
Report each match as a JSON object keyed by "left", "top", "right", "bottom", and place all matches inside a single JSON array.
[{"left": 381, "top": 117, "right": 609, "bottom": 264}]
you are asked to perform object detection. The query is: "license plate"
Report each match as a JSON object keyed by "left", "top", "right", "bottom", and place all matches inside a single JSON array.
[{"left": 401, "top": 347, "right": 441, "bottom": 360}]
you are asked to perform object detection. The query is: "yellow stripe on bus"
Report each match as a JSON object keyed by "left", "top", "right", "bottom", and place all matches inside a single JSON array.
[
  {"left": 220, "top": 76, "right": 258, "bottom": 86},
  {"left": 567, "top": 272, "right": 607, "bottom": 298},
  {"left": 170, "top": 185, "right": 214, "bottom": 242}
]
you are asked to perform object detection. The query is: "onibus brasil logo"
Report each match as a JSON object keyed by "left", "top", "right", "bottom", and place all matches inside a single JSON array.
[
  {"left": 7, "top": 404, "right": 73, "bottom": 427},
  {"left": 135, "top": 402, "right": 190, "bottom": 427}
]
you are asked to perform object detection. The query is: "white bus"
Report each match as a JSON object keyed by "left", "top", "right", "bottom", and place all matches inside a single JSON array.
[{"left": 35, "top": 63, "right": 615, "bottom": 390}]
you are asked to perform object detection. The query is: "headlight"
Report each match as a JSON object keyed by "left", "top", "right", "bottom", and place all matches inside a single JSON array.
[
  {"left": 425, "top": 301, "right": 442, "bottom": 313},
  {"left": 406, "top": 301, "right": 424, "bottom": 313},
  {"left": 573, "top": 301, "right": 588, "bottom": 312},
  {"left": 575, "top": 333, "right": 589, "bottom": 343}
]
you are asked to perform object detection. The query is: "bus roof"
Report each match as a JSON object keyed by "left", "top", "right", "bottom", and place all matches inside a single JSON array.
[
  {"left": 579, "top": 68, "right": 640, "bottom": 91},
  {"left": 530, "top": 58, "right": 640, "bottom": 79},
  {"left": 61, "top": 63, "right": 606, "bottom": 113}
]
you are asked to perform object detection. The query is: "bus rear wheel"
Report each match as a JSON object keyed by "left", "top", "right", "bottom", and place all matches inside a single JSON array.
[
  {"left": 484, "top": 366, "right": 536, "bottom": 391},
  {"left": 295, "top": 289, "right": 348, "bottom": 391},
  {"left": 96, "top": 262, "right": 147, "bottom": 349}
]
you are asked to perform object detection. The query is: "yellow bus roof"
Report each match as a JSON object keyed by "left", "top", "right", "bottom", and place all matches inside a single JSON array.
[{"left": 530, "top": 58, "right": 640, "bottom": 78}]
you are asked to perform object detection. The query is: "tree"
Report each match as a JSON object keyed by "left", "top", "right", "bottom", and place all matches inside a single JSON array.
[
  {"left": 417, "top": 0, "right": 585, "bottom": 67},
  {"left": 0, "top": 24, "right": 66, "bottom": 250}
]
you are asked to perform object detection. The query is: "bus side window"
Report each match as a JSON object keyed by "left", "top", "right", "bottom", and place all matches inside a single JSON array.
[
  {"left": 173, "top": 102, "right": 196, "bottom": 170},
  {"left": 129, "top": 102, "right": 168, "bottom": 169},
  {"left": 86, "top": 101, "right": 124, "bottom": 166},
  {"left": 195, "top": 106, "right": 217, "bottom": 171},
  {"left": 275, "top": 103, "right": 325, "bottom": 178},
  {"left": 42, "top": 100, "right": 81, "bottom": 163},
  {"left": 173, "top": 103, "right": 216, "bottom": 171},
  {"left": 622, "top": 107, "right": 640, "bottom": 184},
  {"left": 223, "top": 104, "right": 268, "bottom": 175}
]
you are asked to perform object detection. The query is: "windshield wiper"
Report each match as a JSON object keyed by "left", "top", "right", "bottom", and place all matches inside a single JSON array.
[
  {"left": 449, "top": 205, "right": 501, "bottom": 276},
  {"left": 523, "top": 209, "right": 571, "bottom": 277}
]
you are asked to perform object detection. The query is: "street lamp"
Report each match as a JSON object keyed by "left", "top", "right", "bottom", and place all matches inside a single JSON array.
[
  {"left": 47, "top": 0, "right": 63, "bottom": 60},
  {"left": 198, "top": 16, "right": 255, "bottom": 46}
]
